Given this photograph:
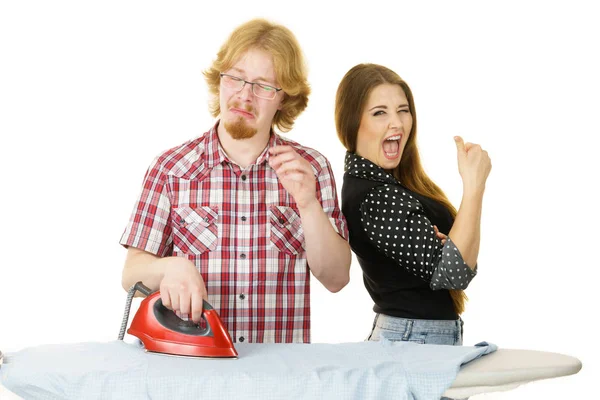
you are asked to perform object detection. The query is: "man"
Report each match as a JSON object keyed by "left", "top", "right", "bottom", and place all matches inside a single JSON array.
[{"left": 120, "top": 18, "right": 350, "bottom": 344}]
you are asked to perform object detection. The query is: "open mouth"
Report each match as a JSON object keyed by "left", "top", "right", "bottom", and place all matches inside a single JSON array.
[{"left": 382, "top": 134, "right": 401, "bottom": 159}]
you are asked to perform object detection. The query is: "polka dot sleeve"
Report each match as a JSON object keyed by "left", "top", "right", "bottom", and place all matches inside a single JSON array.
[
  {"left": 430, "top": 237, "right": 477, "bottom": 290},
  {"left": 359, "top": 184, "right": 476, "bottom": 290}
]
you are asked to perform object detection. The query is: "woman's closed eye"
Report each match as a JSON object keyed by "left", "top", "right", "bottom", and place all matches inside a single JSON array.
[
  {"left": 373, "top": 107, "right": 409, "bottom": 117},
  {"left": 373, "top": 109, "right": 409, "bottom": 117}
]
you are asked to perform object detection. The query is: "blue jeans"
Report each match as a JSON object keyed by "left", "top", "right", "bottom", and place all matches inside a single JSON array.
[
  {"left": 367, "top": 314, "right": 465, "bottom": 400},
  {"left": 367, "top": 314, "right": 463, "bottom": 345}
]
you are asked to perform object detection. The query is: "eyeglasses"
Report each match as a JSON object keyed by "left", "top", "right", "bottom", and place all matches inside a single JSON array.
[{"left": 219, "top": 73, "right": 282, "bottom": 100}]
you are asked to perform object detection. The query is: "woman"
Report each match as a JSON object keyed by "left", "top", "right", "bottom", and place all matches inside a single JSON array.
[{"left": 336, "top": 64, "right": 491, "bottom": 346}]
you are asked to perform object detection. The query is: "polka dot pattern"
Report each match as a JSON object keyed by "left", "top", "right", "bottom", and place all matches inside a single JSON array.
[{"left": 345, "top": 152, "right": 476, "bottom": 290}]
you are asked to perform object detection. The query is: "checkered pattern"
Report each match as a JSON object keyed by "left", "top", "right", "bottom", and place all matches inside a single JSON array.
[
  {"left": 120, "top": 122, "right": 348, "bottom": 343},
  {"left": 1, "top": 340, "right": 498, "bottom": 399}
]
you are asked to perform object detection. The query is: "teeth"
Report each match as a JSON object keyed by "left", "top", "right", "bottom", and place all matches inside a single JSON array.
[{"left": 386, "top": 135, "right": 401, "bottom": 141}]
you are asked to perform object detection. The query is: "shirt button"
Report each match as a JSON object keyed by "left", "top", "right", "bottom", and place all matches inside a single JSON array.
[
  {"left": 241, "top": 216, "right": 247, "bottom": 222},
  {"left": 204, "top": 217, "right": 210, "bottom": 222},
  {"left": 241, "top": 175, "right": 247, "bottom": 181},
  {"left": 240, "top": 254, "right": 246, "bottom": 259},
  {"left": 278, "top": 218, "right": 285, "bottom": 224},
  {"left": 238, "top": 336, "right": 245, "bottom": 342},
  {"left": 239, "top": 293, "right": 245, "bottom": 300}
]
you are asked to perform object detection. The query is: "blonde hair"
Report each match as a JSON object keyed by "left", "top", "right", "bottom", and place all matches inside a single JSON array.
[
  {"left": 335, "top": 63, "right": 467, "bottom": 314},
  {"left": 203, "top": 18, "right": 310, "bottom": 133}
]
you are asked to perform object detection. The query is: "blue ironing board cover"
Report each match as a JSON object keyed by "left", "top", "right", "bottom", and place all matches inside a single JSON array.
[{"left": 0, "top": 339, "right": 496, "bottom": 400}]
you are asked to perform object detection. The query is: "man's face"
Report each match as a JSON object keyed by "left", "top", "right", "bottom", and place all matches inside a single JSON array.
[{"left": 219, "top": 48, "right": 284, "bottom": 140}]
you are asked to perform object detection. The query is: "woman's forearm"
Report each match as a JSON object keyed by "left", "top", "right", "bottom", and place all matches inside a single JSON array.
[{"left": 448, "top": 189, "right": 484, "bottom": 269}]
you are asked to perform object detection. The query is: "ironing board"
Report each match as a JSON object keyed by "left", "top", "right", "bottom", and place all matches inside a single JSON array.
[
  {"left": 0, "top": 343, "right": 581, "bottom": 399},
  {"left": 443, "top": 348, "right": 581, "bottom": 398}
]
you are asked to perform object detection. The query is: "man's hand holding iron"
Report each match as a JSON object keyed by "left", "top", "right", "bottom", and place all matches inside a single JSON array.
[
  {"left": 122, "top": 248, "right": 208, "bottom": 323},
  {"left": 158, "top": 258, "right": 208, "bottom": 323}
]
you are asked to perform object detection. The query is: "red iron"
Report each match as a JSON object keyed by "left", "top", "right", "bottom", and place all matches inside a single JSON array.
[{"left": 123, "top": 282, "right": 238, "bottom": 359}]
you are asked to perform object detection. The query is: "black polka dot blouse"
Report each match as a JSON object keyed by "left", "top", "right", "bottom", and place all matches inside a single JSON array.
[{"left": 342, "top": 152, "right": 477, "bottom": 292}]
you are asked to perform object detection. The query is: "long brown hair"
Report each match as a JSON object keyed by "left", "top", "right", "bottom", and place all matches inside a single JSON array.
[
  {"left": 203, "top": 18, "right": 310, "bottom": 133},
  {"left": 335, "top": 63, "right": 467, "bottom": 314}
]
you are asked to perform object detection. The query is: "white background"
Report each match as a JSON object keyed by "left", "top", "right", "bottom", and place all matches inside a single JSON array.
[{"left": 1, "top": 1, "right": 598, "bottom": 398}]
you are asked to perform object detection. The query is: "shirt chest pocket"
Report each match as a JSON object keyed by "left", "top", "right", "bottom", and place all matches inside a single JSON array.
[
  {"left": 269, "top": 206, "right": 305, "bottom": 256},
  {"left": 172, "top": 206, "right": 219, "bottom": 255}
]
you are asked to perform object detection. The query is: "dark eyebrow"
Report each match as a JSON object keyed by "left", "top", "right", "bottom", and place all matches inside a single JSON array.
[{"left": 368, "top": 104, "right": 409, "bottom": 111}]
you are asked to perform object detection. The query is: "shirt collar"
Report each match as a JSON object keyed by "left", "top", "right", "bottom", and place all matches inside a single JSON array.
[
  {"left": 204, "top": 120, "right": 281, "bottom": 169},
  {"left": 344, "top": 152, "right": 398, "bottom": 185},
  {"left": 203, "top": 121, "right": 227, "bottom": 169},
  {"left": 256, "top": 132, "right": 281, "bottom": 166}
]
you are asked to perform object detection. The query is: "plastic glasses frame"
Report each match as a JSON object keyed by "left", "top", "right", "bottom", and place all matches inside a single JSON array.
[{"left": 219, "top": 73, "right": 282, "bottom": 100}]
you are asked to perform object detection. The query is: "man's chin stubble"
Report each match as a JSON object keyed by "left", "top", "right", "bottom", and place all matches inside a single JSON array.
[{"left": 224, "top": 117, "right": 258, "bottom": 140}]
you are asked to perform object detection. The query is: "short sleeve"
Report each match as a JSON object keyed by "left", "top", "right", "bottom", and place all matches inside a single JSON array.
[
  {"left": 430, "top": 237, "right": 477, "bottom": 290},
  {"left": 119, "top": 157, "right": 173, "bottom": 256},
  {"left": 314, "top": 157, "right": 349, "bottom": 241}
]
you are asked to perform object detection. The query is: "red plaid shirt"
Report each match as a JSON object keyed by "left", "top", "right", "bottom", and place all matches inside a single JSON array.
[{"left": 120, "top": 122, "right": 348, "bottom": 343}]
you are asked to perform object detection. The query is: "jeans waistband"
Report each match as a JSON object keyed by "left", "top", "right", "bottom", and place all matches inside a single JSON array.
[{"left": 375, "top": 314, "right": 463, "bottom": 336}]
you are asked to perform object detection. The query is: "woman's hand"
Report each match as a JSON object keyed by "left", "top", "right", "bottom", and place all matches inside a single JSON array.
[
  {"left": 454, "top": 136, "right": 492, "bottom": 194},
  {"left": 433, "top": 225, "right": 448, "bottom": 245}
]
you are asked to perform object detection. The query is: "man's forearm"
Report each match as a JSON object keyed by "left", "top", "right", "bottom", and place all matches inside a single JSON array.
[
  {"left": 298, "top": 200, "right": 351, "bottom": 292},
  {"left": 122, "top": 248, "right": 168, "bottom": 295}
]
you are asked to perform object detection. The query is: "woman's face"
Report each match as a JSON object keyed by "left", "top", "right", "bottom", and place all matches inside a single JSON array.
[{"left": 356, "top": 83, "right": 413, "bottom": 170}]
